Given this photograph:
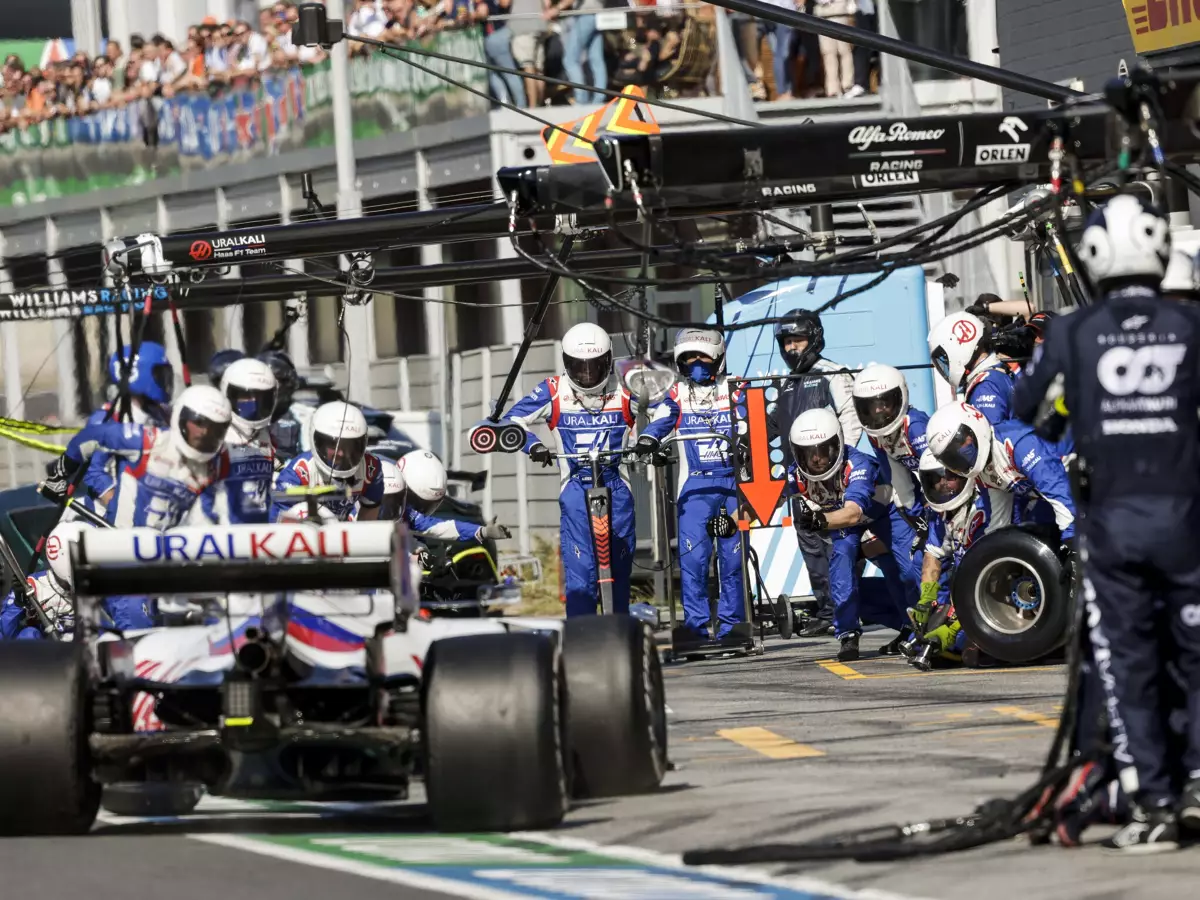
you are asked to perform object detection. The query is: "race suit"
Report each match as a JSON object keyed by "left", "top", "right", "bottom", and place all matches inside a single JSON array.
[
  {"left": 76, "top": 401, "right": 168, "bottom": 519},
  {"left": 964, "top": 356, "right": 1020, "bottom": 426},
  {"left": 644, "top": 377, "right": 743, "bottom": 640},
  {"left": 501, "top": 375, "right": 639, "bottom": 616},
  {"left": 199, "top": 427, "right": 275, "bottom": 525},
  {"left": 791, "top": 446, "right": 921, "bottom": 639},
  {"left": 768, "top": 356, "right": 863, "bottom": 619},
  {"left": 0, "top": 572, "right": 71, "bottom": 639},
  {"left": 987, "top": 418, "right": 1076, "bottom": 540},
  {"left": 270, "top": 451, "right": 385, "bottom": 523}
]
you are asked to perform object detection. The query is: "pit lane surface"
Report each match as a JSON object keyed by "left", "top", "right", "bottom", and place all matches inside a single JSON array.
[{"left": 4, "top": 631, "right": 1195, "bottom": 900}]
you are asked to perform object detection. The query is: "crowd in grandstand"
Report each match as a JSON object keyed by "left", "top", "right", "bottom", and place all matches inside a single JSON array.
[{"left": 0, "top": 0, "right": 882, "bottom": 130}]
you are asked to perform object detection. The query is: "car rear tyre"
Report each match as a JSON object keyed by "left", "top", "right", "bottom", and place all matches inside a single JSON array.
[
  {"left": 423, "top": 632, "right": 568, "bottom": 832},
  {"left": 952, "top": 526, "right": 1071, "bottom": 664},
  {"left": 101, "top": 782, "right": 204, "bottom": 818},
  {"left": 563, "top": 615, "right": 667, "bottom": 799},
  {"left": 0, "top": 641, "right": 100, "bottom": 835}
]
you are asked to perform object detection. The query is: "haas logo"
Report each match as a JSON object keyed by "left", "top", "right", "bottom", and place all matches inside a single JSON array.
[
  {"left": 951, "top": 319, "right": 978, "bottom": 345},
  {"left": 998, "top": 116, "right": 1028, "bottom": 143},
  {"left": 189, "top": 240, "right": 213, "bottom": 261}
]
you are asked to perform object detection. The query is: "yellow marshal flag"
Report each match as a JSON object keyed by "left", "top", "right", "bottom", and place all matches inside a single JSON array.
[
  {"left": 1123, "top": 0, "right": 1200, "bottom": 53},
  {"left": 541, "top": 86, "right": 660, "bottom": 165}
]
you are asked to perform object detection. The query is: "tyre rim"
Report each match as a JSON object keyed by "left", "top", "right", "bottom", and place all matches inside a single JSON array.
[{"left": 974, "top": 556, "right": 1045, "bottom": 636}]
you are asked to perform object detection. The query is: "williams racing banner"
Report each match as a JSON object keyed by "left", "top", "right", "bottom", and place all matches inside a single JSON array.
[
  {"left": 0, "top": 284, "right": 172, "bottom": 322},
  {"left": 0, "top": 28, "right": 488, "bottom": 207}
]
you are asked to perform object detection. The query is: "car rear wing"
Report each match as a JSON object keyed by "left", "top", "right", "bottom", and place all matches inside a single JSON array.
[{"left": 72, "top": 521, "right": 419, "bottom": 614}]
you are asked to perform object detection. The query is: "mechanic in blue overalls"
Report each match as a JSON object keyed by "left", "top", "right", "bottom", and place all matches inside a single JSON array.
[
  {"left": 787, "top": 408, "right": 921, "bottom": 662},
  {"left": 371, "top": 451, "right": 508, "bottom": 544},
  {"left": 928, "top": 311, "right": 1021, "bottom": 427},
  {"left": 41, "top": 385, "right": 234, "bottom": 630},
  {"left": 638, "top": 327, "right": 744, "bottom": 645},
  {"left": 0, "top": 521, "right": 85, "bottom": 640}
]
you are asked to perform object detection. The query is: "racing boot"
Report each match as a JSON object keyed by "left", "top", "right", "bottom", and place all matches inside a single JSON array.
[
  {"left": 1178, "top": 777, "right": 1200, "bottom": 832},
  {"left": 837, "top": 633, "right": 860, "bottom": 662},
  {"left": 798, "top": 616, "right": 833, "bottom": 637},
  {"left": 1101, "top": 804, "right": 1180, "bottom": 854},
  {"left": 878, "top": 627, "right": 914, "bottom": 656}
]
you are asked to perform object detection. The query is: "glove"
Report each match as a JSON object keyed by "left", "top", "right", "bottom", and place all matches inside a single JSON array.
[
  {"left": 924, "top": 618, "right": 962, "bottom": 656},
  {"left": 40, "top": 454, "right": 80, "bottom": 504},
  {"left": 794, "top": 503, "right": 827, "bottom": 532},
  {"left": 529, "top": 443, "right": 554, "bottom": 468},
  {"left": 706, "top": 511, "right": 738, "bottom": 539},
  {"left": 907, "top": 582, "right": 940, "bottom": 632},
  {"left": 477, "top": 517, "right": 512, "bottom": 541},
  {"left": 910, "top": 516, "right": 929, "bottom": 555},
  {"left": 415, "top": 546, "right": 433, "bottom": 572},
  {"left": 633, "top": 434, "right": 660, "bottom": 459}
]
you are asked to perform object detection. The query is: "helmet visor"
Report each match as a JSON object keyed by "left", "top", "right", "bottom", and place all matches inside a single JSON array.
[
  {"left": 919, "top": 462, "right": 971, "bottom": 508},
  {"left": 854, "top": 387, "right": 904, "bottom": 433},
  {"left": 226, "top": 384, "right": 277, "bottom": 424},
  {"left": 314, "top": 432, "right": 366, "bottom": 474},
  {"left": 938, "top": 424, "right": 982, "bottom": 476},
  {"left": 565, "top": 351, "right": 611, "bottom": 391},
  {"left": 794, "top": 435, "right": 842, "bottom": 480},
  {"left": 931, "top": 347, "right": 952, "bottom": 385},
  {"left": 178, "top": 407, "right": 229, "bottom": 455}
]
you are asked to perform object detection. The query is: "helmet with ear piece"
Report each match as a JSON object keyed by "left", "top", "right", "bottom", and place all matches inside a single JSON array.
[
  {"left": 398, "top": 449, "right": 447, "bottom": 514},
  {"left": 1076, "top": 192, "right": 1171, "bottom": 288},
  {"left": 852, "top": 363, "right": 909, "bottom": 438},
  {"left": 673, "top": 327, "right": 725, "bottom": 384},
  {"left": 45, "top": 520, "right": 89, "bottom": 590},
  {"left": 925, "top": 401, "right": 993, "bottom": 479},
  {"left": 561, "top": 322, "right": 613, "bottom": 396},
  {"left": 170, "top": 385, "right": 233, "bottom": 464},
  {"left": 789, "top": 407, "right": 844, "bottom": 483},
  {"left": 774, "top": 309, "right": 824, "bottom": 373},
  {"left": 220, "top": 357, "right": 278, "bottom": 437},
  {"left": 927, "top": 311, "right": 988, "bottom": 393},
  {"left": 917, "top": 448, "right": 976, "bottom": 513},
  {"left": 309, "top": 401, "right": 369, "bottom": 480}
]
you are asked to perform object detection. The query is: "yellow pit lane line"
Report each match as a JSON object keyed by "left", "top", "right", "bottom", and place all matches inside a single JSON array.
[
  {"left": 716, "top": 726, "right": 827, "bottom": 760},
  {"left": 816, "top": 659, "right": 1062, "bottom": 680}
]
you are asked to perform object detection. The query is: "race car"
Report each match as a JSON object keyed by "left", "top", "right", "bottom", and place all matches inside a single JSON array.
[{"left": 0, "top": 519, "right": 666, "bottom": 835}]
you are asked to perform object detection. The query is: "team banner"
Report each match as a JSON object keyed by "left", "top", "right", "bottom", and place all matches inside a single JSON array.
[
  {"left": 0, "top": 28, "right": 488, "bottom": 207},
  {"left": 0, "top": 284, "right": 173, "bottom": 322}
]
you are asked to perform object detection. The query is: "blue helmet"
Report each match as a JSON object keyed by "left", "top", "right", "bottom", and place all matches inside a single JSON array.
[
  {"left": 208, "top": 348, "right": 247, "bottom": 388},
  {"left": 107, "top": 341, "right": 174, "bottom": 406}
]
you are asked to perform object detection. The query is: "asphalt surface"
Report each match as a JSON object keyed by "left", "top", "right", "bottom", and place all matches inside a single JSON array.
[{"left": 3, "top": 629, "right": 1197, "bottom": 899}]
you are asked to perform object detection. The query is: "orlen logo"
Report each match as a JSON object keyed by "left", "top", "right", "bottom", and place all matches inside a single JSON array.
[
  {"left": 189, "top": 240, "right": 213, "bottom": 261},
  {"left": 951, "top": 318, "right": 978, "bottom": 344}
]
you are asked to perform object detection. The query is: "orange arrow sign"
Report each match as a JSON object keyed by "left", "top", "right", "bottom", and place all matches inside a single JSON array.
[{"left": 739, "top": 387, "right": 787, "bottom": 526}]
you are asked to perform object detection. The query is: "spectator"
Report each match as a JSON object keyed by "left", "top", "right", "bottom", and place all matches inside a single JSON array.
[
  {"left": 851, "top": 0, "right": 875, "bottom": 95},
  {"left": 554, "top": 0, "right": 606, "bottom": 105},
  {"left": 350, "top": 0, "right": 390, "bottom": 37},
  {"left": 105, "top": 41, "right": 127, "bottom": 91},
  {"left": 509, "top": 0, "right": 548, "bottom": 107},
  {"left": 812, "top": 0, "right": 857, "bottom": 99},
  {"left": 757, "top": 0, "right": 798, "bottom": 100},
  {"left": 477, "top": 0, "right": 526, "bottom": 106},
  {"left": 85, "top": 57, "right": 114, "bottom": 108},
  {"left": 383, "top": 0, "right": 415, "bottom": 41}
]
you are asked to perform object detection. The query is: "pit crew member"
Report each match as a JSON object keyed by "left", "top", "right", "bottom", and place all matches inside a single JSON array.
[
  {"left": 498, "top": 322, "right": 639, "bottom": 616},
  {"left": 0, "top": 521, "right": 83, "bottom": 639},
  {"left": 928, "top": 310, "right": 1020, "bottom": 426},
  {"left": 768, "top": 309, "right": 863, "bottom": 636},
  {"left": 1013, "top": 193, "right": 1200, "bottom": 852},
  {"left": 207, "top": 348, "right": 246, "bottom": 388},
  {"left": 788, "top": 408, "right": 920, "bottom": 662},
  {"left": 373, "top": 451, "right": 509, "bottom": 544},
  {"left": 259, "top": 349, "right": 304, "bottom": 460},
  {"left": 639, "top": 328, "right": 743, "bottom": 644}
]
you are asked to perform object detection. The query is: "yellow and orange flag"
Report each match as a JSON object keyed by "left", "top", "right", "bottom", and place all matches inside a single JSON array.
[{"left": 541, "top": 86, "right": 660, "bottom": 166}]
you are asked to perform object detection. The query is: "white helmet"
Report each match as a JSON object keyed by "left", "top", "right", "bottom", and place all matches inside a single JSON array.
[
  {"left": 398, "top": 449, "right": 448, "bottom": 514},
  {"left": 1077, "top": 193, "right": 1171, "bottom": 287},
  {"left": 852, "top": 364, "right": 909, "bottom": 438},
  {"left": 379, "top": 458, "right": 406, "bottom": 495},
  {"left": 925, "top": 401, "right": 992, "bottom": 479},
  {"left": 45, "top": 520, "right": 88, "bottom": 589},
  {"left": 170, "top": 384, "right": 232, "bottom": 463},
  {"left": 917, "top": 448, "right": 975, "bottom": 514},
  {"left": 673, "top": 328, "right": 725, "bottom": 383},
  {"left": 309, "top": 401, "right": 369, "bottom": 480},
  {"left": 788, "top": 408, "right": 844, "bottom": 483},
  {"left": 220, "top": 357, "right": 278, "bottom": 437},
  {"left": 561, "top": 322, "right": 612, "bottom": 395},
  {"left": 928, "top": 311, "right": 987, "bottom": 393},
  {"left": 1161, "top": 248, "right": 1200, "bottom": 299}
]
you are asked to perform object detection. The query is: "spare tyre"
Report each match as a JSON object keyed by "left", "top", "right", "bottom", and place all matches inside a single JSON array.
[
  {"left": 423, "top": 631, "right": 569, "bottom": 832},
  {"left": 0, "top": 641, "right": 100, "bottom": 835},
  {"left": 563, "top": 615, "right": 667, "bottom": 799},
  {"left": 952, "top": 525, "right": 1071, "bottom": 664}
]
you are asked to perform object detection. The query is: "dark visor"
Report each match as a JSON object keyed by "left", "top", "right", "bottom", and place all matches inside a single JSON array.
[
  {"left": 854, "top": 387, "right": 904, "bottom": 432},
  {"left": 930, "top": 347, "right": 951, "bottom": 384},
  {"left": 794, "top": 436, "right": 841, "bottom": 479},
  {"left": 938, "top": 424, "right": 981, "bottom": 476},
  {"left": 226, "top": 384, "right": 276, "bottom": 423},
  {"left": 314, "top": 432, "right": 366, "bottom": 472},
  {"left": 178, "top": 408, "right": 229, "bottom": 454},
  {"left": 566, "top": 351, "right": 611, "bottom": 390},
  {"left": 920, "top": 464, "right": 970, "bottom": 506}
]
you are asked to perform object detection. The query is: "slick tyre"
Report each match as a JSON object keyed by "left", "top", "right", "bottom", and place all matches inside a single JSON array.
[
  {"left": 0, "top": 641, "right": 100, "bottom": 835},
  {"left": 563, "top": 615, "right": 667, "bottom": 799},
  {"left": 952, "top": 526, "right": 1070, "bottom": 664},
  {"left": 423, "top": 632, "right": 568, "bottom": 832},
  {"left": 101, "top": 782, "right": 204, "bottom": 818}
]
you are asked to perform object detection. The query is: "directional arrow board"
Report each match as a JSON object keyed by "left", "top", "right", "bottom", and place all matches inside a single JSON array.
[{"left": 732, "top": 382, "right": 789, "bottom": 529}]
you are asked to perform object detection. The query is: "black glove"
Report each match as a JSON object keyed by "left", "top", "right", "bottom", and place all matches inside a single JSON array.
[
  {"left": 633, "top": 434, "right": 660, "bottom": 459},
  {"left": 40, "top": 454, "right": 79, "bottom": 504},
  {"left": 794, "top": 503, "right": 827, "bottom": 532},
  {"left": 706, "top": 511, "right": 738, "bottom": 538},
  {"left": 529, "top": 443, "right": 554, "bottom": 467},
  {"left": 910, "top": 515, "right": 930, "bottom": 555}
]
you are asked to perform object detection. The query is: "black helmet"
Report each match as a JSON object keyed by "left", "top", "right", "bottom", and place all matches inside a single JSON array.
[
  {"left": 257, "top": 349, "right": 300, "bottom": 416},
  {"left": 207, "top": 348, "right": 246, "bottom": 388},
  {"left": 774, "top": 310, "right": 825, "bottom": 373}
]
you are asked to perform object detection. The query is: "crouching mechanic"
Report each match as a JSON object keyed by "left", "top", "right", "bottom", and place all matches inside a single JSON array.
[
  {"left": 0, "top": 521, "right": 84, "bottom": 639},
  {"left": 373, "top": 451, "right": 509, "bottom": 545},
  {"left": 499, "top": 322, "right": 639, "bottom": 616},
  {"left": 638, "top": 328, "right": 743, "bottom": 645},
  {"left": 788, "top": 408, "right": 921, "bottom": 662}
]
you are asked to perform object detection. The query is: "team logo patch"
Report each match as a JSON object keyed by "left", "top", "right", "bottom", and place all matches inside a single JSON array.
[{"left": 951, "top": 319, "right": 978, "bottom": 344}]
